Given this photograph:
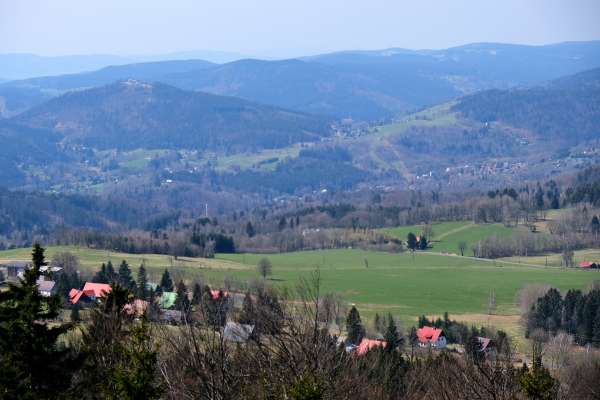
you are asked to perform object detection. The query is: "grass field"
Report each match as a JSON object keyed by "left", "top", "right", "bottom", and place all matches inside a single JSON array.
[
  {"left": 3, "top": 245, "right": 599, "bottom": 339},
  {"left": 381, "top": 221, "right": 517, "bottom": 254}
]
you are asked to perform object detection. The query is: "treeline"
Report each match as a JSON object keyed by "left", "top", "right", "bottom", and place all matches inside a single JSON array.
[{"left": 527, "top": 287, "right": 600, "bottom": 347}]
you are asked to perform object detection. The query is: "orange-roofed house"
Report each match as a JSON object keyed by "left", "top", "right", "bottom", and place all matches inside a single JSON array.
[
  {"left": 356, "top": 338, "right": 387, "bottom": 356},
  {"left": 579, "top": 261, "right": 597, "bottom": 268},
  {"left": 69, "top": 282, "right": 112, "bottom": 305},
  {"left": 210, "top": 290, "right": 229, "bottom": 300},
  {"left": 417, "top": 326, "right": 447, "bottom": 349}
]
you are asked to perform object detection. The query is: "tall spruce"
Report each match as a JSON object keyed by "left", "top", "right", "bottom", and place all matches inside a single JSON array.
[
  {"left": 384, "top": 314, "right": 401, "bottom": 352},
  {"left": 160, "top": 269, "right": 174, "bottom": 292},
  {"left": 191, "top": 283, "right": 203, "bottom": 305},
  {"left": 137, "top": 264, "right": 149, "bottom": 300},
  {"left": 0, "top": 244, "right": 78, "bottom": 398},
  {"left": 346, "top": 306, "right": 365, "bottom": 345}
]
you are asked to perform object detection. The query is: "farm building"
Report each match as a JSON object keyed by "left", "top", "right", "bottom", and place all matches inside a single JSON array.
[
  {"left": 356, "top": 338, "right": 387, "bottom": 356},
  {"left": 69, "top": 282, "right": 112, "bottom": 305},
  {"left": 36, "top": 279, "right": 57, "bottom": 297},
  {"left": 1, "top": 261, "right": 30, "bottom": 279},
  {"left": 417, "top": 326, "right": 447, "bottom": 349},
  {"left": 579, "top": 261, "right": 599, "bottom": 269},
  {"left": 223, "top": 322, "right": 254, "bottom": 342},
  {"left": 159, "top": 291, "right": 177, "bottom": 310}
]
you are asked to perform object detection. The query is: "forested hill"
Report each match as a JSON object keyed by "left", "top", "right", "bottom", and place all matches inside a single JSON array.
[
  {"left": 453, "top": 67, "right": 600, "bottom": 141},
  {"left": 13, "top": 80, "right": 333, "bottom": 151}
]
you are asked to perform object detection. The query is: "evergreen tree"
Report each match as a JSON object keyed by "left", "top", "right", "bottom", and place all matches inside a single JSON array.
[
  {"left": 191, "top": 282, "right": 203, "bottom": 305},
  {"left": 159, "top": 269, "right": 174, "bottom": 292},
  {"left": 137, "top": 264, "right": 148, "bottom": 300},
  {"left": 0, "top": 244, "right": 78, "bottom": 398},
  {"left": 419, "top": 236, "right": 428, "bottom": 250},
  {"left": 118, "top": 260, "right": 136, "bottom": 290},
  {"left": 246, "top": 221, "right": 256, "bottom": 237},
  {"left": 550, "top": 194, "right": 560, "bottom": 210},
  {"left": 345, "top": 306, "right": 365, "bottom": 345},
  {"left": 591, "top": 215, "right": 600, "bottom": 236},
  {"left": 278, "top": 216, "right": 287, "bottom": 231},
  {"left": 175, "top": 280, "right": 190, "bottom": 314},
  {"left": 535, "top": 185, "right": 545, "bottom": 210},
  {"left": 106, "top": 260, "right": 117, "bottom": 283},
  {"left": 93, "top": 263, "right": 109, "bottom": 283},
  {"left": 384, "top": 314, "right": 401, "bottom": 352},
  {"left": 407, "top": 233, "right": 418, "bottom": 251},
  {"left": 519, "top": 357, "right": 558, "bottom": 400}
]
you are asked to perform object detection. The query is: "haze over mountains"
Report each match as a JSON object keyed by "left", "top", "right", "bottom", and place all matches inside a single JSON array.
[
  {"left": 2, "top": 41, "right": 600, "bottom": 119},
  {"left": 1, "top": 41, "right": 600, "bottom": 196}
]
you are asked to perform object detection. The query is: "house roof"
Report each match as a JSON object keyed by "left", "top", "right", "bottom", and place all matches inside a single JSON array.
[
  {"left": 69, "top": 282, "right": 112, "bottom": 304},
  {"left": 356, "top": 338, "right": 386, "bottom": 356},
  {"left": 36, "top": 279, "right": 56, "bottom": 292},
  {"left": 417, "top": 326, "right": 444, "bottom": 344},
  {"left": 223, "top": 322, "right": 254, "bottom": 342},
  {"left": 159, "top": 291, "right": 177, "bottom": 309},
  {"left": 579, "top": 261, "right": 594, "bottom": 268},
  {"left": 477, "top": 337, "right": 492, "bottom": 352}
]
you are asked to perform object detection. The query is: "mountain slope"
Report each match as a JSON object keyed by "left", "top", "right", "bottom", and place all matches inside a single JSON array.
[
  {"left": 0, "top": 59, "right": 215, "bottom": 117},
  {"left": 453, "top": 67, "right": 600, "bottom": 141},
  {"left": 13, "top": 80, "right": 332, "bottom": 151},
  {"left": 4, "top": 41, "right": 600, "bottom": 121}
]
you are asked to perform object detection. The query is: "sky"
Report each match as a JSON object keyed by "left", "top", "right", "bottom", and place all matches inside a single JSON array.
[{"left": 1, "top": 0, "right": 600, "bottom": 57}]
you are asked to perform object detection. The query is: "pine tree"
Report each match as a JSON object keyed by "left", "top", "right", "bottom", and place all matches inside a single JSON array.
[
  {"left": 278, "top": 216, "right": 287, "bottom": 231},
  {"left": 117, "top": 260, "right": 135, "bottom": 290},
  {"left": 419, "top": 236, "right": 428, "bottom": 250},
  {"left": 137, "top": 264, "right": 148, "bottom": 300},
  {"left": 93, "top": 263, "right": 109, "bottom": 283},
  {"left": 0, "top": 244, "right": 78, "bottom": 398},
  {"left": 246, "top": 221, "right": 256, "bottom": 237},
  {"left": 106, "top": 260, "right": 117, "bottom": 283},
  {"left": 407, "top": 233, "right": 418, "bottom": 251},
  {"left": 592, "top": 215, "right": 600, "bottom": 236},
  {"left": 159, "top": 269, "right": 174, "bottom": 292},
  {"left": 384, "top": 314, "right": 401, "bottom": 352},
  {"left": 346, "top": 306, "right": 365, "bottom": 345},
  {"left": 175, "top": 280, "right": 190, "bottom": 313}
]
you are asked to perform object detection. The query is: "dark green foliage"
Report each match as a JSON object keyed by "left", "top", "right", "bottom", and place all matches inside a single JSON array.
[
  {"left": 93, "top": 263, "right": 109, "bottom": 284},
  {"left": 346, "top": 306, "right": 365, "bottom": 345},
  {"left": 591, "top": 215, "right": 600, "bottom": 235},
  {"left": 406, "top": 232, "right": 417, "bottom": 251},
  {"left": 118, "top": 260, "right": 136, "bottom": 290},
  {"left": 383, "top": 314, "right": 402, "bottom": 352},
  {"left": 419, "top": 236, "right": 428, "bottom": 250},
  {"left": 287, "top": 374, "right": 325, "bottom": 400},
  {"left": 527, "top": 287, "right": 600, "bottom": 346},
  {"left": 136, "top": 265, "right": 148, "bottom": 300},
  {"left": 519, "top": 358, "right": 558, "bottom": 400},
  {"left": 417, "top": 313, "right": 479, "bottom": 345},
  {"left": 106, "top": 261, "right": 117, "bottom": 283},
  {"left": 175, "top": 280, "right": 190, "bottom": 314},
  {"left": 159, "top": 269, "right": 173, "bottom": 292},
  {"left": 246, "top": 221, "right": 256, "bottom": 237},
  {"left": 0, "top": 244, "right": 78, "bottom": 399}
]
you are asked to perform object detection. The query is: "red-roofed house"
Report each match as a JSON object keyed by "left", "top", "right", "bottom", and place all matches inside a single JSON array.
[
  {"left": 579, "top": 261, "right": 597, "bottom": 268},
  {"left": 417, "top": 326, "right": 447, "bottom": 349},
  {"left": 356, "top": 338, "right": 387, "bottom": 356},
  {"left": 69, "top": 282, "right": 112, "bottom": 305}
]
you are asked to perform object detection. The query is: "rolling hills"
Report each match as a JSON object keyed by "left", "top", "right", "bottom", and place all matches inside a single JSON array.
[
  {"left": 3, "top": 41, "right": 600, "bottom": 120},
  {"left": 13, "top": 80, "right": 333, "bottom": 151}
]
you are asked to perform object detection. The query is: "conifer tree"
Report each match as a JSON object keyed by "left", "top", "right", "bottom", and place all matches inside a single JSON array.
[
  {"left": 106, "top": 260, "right": 117, "bottom": 283},
  {"left": 118, "top": 260, "right": 136, "bottom": 290},
  {"left": 0, "top": 244, "right": 78, "bottom": 398},
  {"left": 345, "top": 306, "right": 365, "bottom": 345},
  {"left": 384, "top": 314, "right": 401, "bottom": 352},
  {"left": 175, "top": 280, "right": 190, "bottom": 313},
  {"left": 191, "top": 282, "right": 203, "bottom": 305},
  {"left": 407, "top": 233, "right": 418, "bottom": 251},
  {"left": 93, "top": 263, "right": 109, "bottom": 283},
  {"left": 159, "top": 269, "right": 174, "bottom": 292},
  {"left": 137, "top": 264, "right": 149, "bottom": 300}
]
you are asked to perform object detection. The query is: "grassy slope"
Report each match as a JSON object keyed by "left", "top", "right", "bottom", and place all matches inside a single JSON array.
[{"left": 381, "top": 221, "right": 517, "bottom": 254}]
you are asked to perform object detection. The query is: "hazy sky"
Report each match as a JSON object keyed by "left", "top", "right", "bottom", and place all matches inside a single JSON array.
[{"left": 2, "top": 0, "right": 600, "bottom": 57}]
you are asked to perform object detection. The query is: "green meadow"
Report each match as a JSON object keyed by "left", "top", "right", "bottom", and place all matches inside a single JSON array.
[{"left": 381, "top": 221, "right": 516, "bottom": 254}]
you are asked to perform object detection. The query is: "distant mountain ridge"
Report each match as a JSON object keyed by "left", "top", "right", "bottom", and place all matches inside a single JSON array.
[
  {"left": 13, "top": 80, "right": 333, "bottom": 151},
  {"left": 3, "top": 41, "right": 600, "bottom": 120}
]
